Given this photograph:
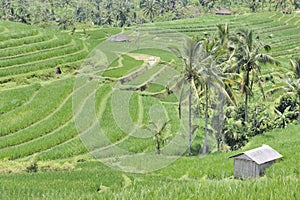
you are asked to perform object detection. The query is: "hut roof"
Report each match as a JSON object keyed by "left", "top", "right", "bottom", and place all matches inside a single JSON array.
[
  {"left": 108, "top": 34, "right": 130, "bottom": 42},
  {"left": 215, "top": 8, "right": 231, "bottom": 15},
  {"left": 229, "top": 144, "right": 282, "bottom": 165}
]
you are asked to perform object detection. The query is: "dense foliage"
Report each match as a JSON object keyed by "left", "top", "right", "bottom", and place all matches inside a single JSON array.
[
  {"left": 1, "top": 0, "right": 300, "bottom": 29},
  {"left": 0, "top": 5, "right": 300, "bottom": 199}
]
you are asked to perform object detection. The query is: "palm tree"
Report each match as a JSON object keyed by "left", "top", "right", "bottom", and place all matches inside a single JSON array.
[
  {"left": 261, "top": 0, "right": 265, "bottom": 10},
  {"left": 197, "top": 34, "right": 237, "bottom": 154},
  {"left": 147, "top": 120, "right": 171, "bottom": 154},
  {"left": 142, "top": 0, "right": 158, "bottom": 22},
  {"left": 169, "top": 38, "right": 203, "bottom": 156},
  {"left": 170, "top": 31, "right": 236, "bottom": 154},
  {"left": 229, "top": 29, "right": 280, "bottom": 122}
]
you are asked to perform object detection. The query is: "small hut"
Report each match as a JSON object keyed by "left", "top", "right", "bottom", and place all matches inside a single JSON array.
[
  {"left": 229, "top": 144, "right": 282, "bottom": 179},
  {"left": 108, "top": 34, "right": 130, "bottom": 42},
  {"left": 215, "top": 8, "right": 231, "bottom": 15}
]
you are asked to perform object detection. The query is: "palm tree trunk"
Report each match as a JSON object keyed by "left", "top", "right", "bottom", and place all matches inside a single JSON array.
[
  {"left": 50, "top": 0, "right": 55, "bottom": 20},
  {"left": 202, "top": 83, "right": 209, "bottom": 154},
  {"left": 244, "top": 70, "right": 250, "bottom": 122},
  {"left": 188, "top": 85, "right": 192, "bottom": 156}
]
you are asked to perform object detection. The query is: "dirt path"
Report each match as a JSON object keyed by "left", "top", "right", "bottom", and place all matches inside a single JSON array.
[{"left": 126, "top": 53, "right": 160, "bottom": 67}]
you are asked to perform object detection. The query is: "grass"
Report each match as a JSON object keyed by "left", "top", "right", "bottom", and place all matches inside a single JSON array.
[
  {"left": 102, "top": 55, "right": 144, "bottom": 78},
  {"left": 1, "top": 11, "right": 300, "bottom": 199},
  {"left": 0, "top": 83, "right": 40, "bottom": 114},
  {"left": 0, "top": 21, "right": 88, "bottom": 83},
  {"left": 145, "top": 83, "right": 166, "bottom": 93},
  {"left": 36, "top": 137, "right": 87, "bottom": 160},
  {"left": 0, "top": 96, "right": 72, "bottom": 149},
  {"left": 0, "top": 78, "right": 73, "bottom": 136},
  {"left": 0, "top": 125, "right": 299, "bottom": 199}
]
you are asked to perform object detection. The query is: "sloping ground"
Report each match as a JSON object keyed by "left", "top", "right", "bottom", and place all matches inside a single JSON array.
[
  {"left": 0, "top": 125, "right": 299, "bottom": 199},
  {"left": 0, "top": 21, "right": 90, "bottom": 86},
  {"left": 0, "top": 21, "right": 122, "bottom": 88},
  {"left": 146, "top": 12, "right": 300, "bottom": 64},
  {"left": 1, "top": 12, "right": 300, "bottom": 163},
  {"left": 0, "top": 12, "right": 300, "bottom": 199}
]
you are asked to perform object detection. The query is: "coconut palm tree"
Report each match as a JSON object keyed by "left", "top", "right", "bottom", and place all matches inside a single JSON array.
[
  {"left": 197, "top": 34, "right": 238, "bottom": 154},
  {"left": 170, "top": 31, "right": 237, "bottom": 154},
  {"left": 169, "top": 38, "right": 203, "bottom": 156},
  {"left": 229, "top": 29, "right": 280, "bottom": 122},
  {"left": 142, "top": 0, "right": 158, "bottom": 22}
]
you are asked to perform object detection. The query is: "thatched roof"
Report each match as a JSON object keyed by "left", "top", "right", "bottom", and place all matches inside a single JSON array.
[
  {"left": 108, "top": 34, "right": 130, "bottom": 42},
  {"left": 215, "top": 8, "right": 231, "bottom": 15}
]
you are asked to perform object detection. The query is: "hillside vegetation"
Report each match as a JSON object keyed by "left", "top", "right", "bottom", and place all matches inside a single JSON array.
[
  {"left": 0, "top": 125, "right": 299, "bottom": 199},
  {"left": 0, "top": 11, "right": 300, "bottom": 199},
  {"left": 1, "top": 12, "right": 300, "bottom": 160}
]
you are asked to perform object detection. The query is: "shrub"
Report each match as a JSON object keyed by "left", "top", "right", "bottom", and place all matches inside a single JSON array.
[
  {"left": 224, "top": 104, "right": 275, "bottom": 150},
  {"left": 275, "top": 95, "right": 298, "bottom": 121},
  {"left": 26, "top": 161, "right": 38, "bottom": 173}
]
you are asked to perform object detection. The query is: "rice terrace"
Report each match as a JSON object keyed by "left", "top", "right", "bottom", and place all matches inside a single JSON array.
[{"left": 0, "top": 0, "right": 300, "bottom": 199}]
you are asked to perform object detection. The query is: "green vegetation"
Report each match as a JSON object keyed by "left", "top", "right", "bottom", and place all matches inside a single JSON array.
[
  {"left": 0, "top": 83, "right": 40, "bottom": 114},
  {"left": 0, "top": 125, "right": 299, "bottom": 199},
  {"left": 102, "top": 55, "right": 144, "bottom": 78},
  {"left": 1, "top": 8, "right": 300, "bottom": 199}
]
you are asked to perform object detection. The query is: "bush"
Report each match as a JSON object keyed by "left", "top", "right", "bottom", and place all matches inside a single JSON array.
[
  {"left": 223, "top": 104, "right": 274, "bottom": 150},
  {"left": 26, "top": 161, "right": 38, "bottom": 173},
  {"left": 275, "top": 95, "right": 298, "bottom": 121}
]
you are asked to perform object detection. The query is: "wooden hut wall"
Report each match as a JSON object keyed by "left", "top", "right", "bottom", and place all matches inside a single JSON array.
[
  {"left": 234, "top": 159, "right": 260, "bottom": 178},
  {"left": 259, "top": 160, "right": 275, "bottom": 176}
]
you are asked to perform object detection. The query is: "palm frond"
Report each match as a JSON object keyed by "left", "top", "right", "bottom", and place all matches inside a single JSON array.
[
  {"left": 168, "top": 45, "right": 183, "bottom": 59},
  {"left": 160, "top": 120, "right": 171, "bottom": 132},
  {"left": 265, "top": 86, "right": 288, "bottom": 96},
  {"left": 255, "top": 54, "right": 281, "bottom": 66},
  {"left": 290, "top": 59, "right": 300, "bottom": 79}
]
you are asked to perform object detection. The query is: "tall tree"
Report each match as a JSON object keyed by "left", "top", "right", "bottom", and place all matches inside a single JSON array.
[
  {"left": 142, "top": 0, "right": 158, "bottom": 22},
  {"left": 261, "top": 0, "right": 265, "bottom": 10},
  {"left": 169, "top": 38, "right": 203, "bottom": 156},
  {"left": 230, "top": 29, "right": 280, "bottom": 122},
  {"left": 170, "top": 30, "right": 236, "bottom": 155},
  {"left": 198, "top": 32, "right": 237, "bottom": 154}
]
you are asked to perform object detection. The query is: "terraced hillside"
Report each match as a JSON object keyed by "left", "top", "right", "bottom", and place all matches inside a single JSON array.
[
  {"left": 149, "top": 12, "right": 300, "bottom": 63},
  {"left": 0, "top": 21, "right": 121, "bottom": 88},
  {"left": 0, "top": 21, "right": 89, "bottom": 86},
  {"left": 1, "top": 11, "right": 300, "bottom": 166}
]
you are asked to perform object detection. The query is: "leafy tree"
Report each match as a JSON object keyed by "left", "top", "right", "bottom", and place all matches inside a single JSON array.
[{"left": 274, "top": 106, "right": 294, "bottom": 128}]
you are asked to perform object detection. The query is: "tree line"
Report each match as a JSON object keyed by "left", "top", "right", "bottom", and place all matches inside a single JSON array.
[
  {"left": 1, "top": 0, "right": 300, "bottom": 29},
  {"left": 164, "top": 24, "right": 300, "bottom": 155}
]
